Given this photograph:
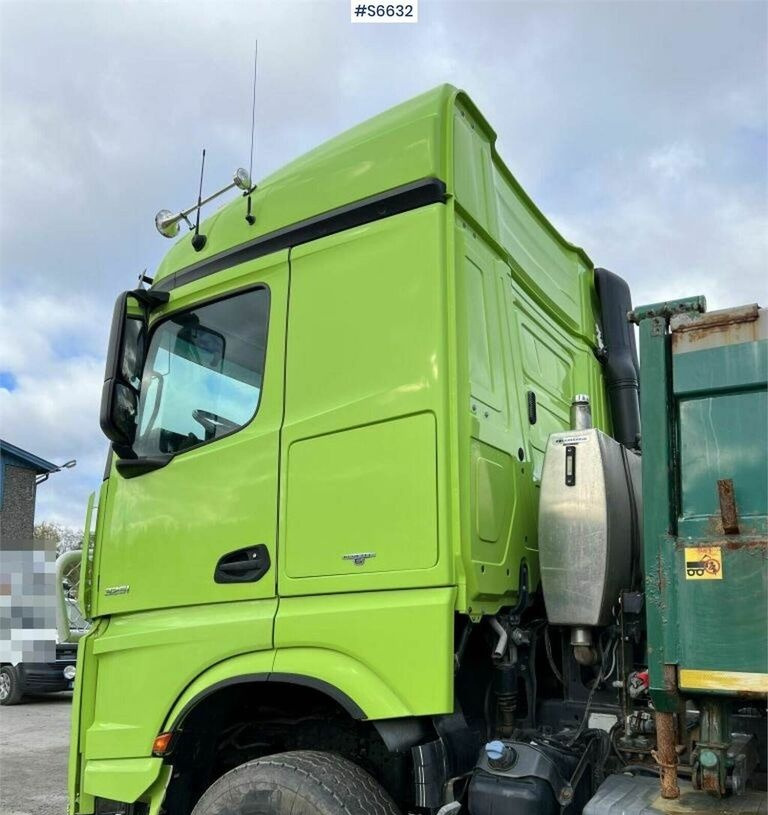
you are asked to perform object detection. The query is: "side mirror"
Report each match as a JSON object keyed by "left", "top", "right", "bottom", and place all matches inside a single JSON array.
[
  {"left": 99, "top": 289, "right": 168, "bottom": 454},
  {"left": 175, "top": 318, "right": 226, "bottom": 372}
]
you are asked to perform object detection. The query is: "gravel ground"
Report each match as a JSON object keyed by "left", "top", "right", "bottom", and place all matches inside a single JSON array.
[{"left": 0, "top": 694, "right": 72, "bottom": 815}]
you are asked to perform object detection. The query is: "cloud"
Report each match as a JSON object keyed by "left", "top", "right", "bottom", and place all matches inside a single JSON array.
[
  {"left": 647, "top": 142, "right": 705, "bottom": 183},
  {"left": 0, "top": 0, "right": 765, "bottom": 527},
  {"left": 0, "top": 290, "right": 108, "bottom": 527}
]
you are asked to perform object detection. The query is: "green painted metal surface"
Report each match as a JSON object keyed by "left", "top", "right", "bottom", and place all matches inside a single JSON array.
[
  {"left": 70, "top": 85, "right": 609, "bottom": 811},
  {"left": 93, "top": 251, "right": 289, "bottom": 619},
  {"left": 272, "top": 587, "right": 456, "bottom": 718},
  {"left": 676, "top": 343, "right": 768, "bottom": 538},
  {"left": 639, "top": 302, "right": 768, "bottom": 710},
  {"left": 83, "top": 758, "right": 163, "bottom": 804},
  {"left": 639, "top": 315, "right": 680, "bottom": 712},
  {"left": 85, "top": 599, "right": 276, "bottom": 759},
  {"left": 277, "top": 206, "right": 454, "bottom": 598},
  {"left": 674, "top": 339, "right": 768, "bottom": 678},
  {"left": 77, "top": 491, "right": 95, "bottom": 618},
  {"left": 630, "top": 296, "right": 707, "bottom": 323}
]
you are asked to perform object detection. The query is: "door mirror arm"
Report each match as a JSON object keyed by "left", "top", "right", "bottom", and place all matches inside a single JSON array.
[{"left": 133, "top": 289, "right": 170, "bottom": 309}]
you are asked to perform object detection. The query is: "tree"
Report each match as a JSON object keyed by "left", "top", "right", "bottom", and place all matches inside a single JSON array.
[{"left": 33, "top": 521, "right": 84, "bottom": 555}]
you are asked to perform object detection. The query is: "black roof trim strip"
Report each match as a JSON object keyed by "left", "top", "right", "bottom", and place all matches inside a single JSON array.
[{"left": 153, "top": 177, "right": 448, "bottom": 293}]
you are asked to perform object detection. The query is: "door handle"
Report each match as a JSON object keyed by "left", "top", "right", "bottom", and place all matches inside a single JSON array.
[{"left": 214, "top": 545, "right": 271, "bottom": 584}]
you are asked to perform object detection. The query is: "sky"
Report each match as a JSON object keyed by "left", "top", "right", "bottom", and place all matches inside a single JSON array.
[{"left": 1, "top": 0, "right": 766, "bottom": 528}]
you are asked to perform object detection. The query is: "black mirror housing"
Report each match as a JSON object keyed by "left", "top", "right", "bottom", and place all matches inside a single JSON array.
[{"left": 99, "top": 289, "right": 168, "bottom": 453}]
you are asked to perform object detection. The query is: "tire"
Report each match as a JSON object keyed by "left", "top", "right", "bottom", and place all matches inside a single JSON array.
[
  {"left": 0, "top": 665, "right": 24, "bottom": 705},
  {"left": 191, "top": 750, "right": 401, "bottom": 815}
]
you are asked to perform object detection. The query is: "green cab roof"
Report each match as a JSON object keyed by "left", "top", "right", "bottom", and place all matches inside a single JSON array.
[{"left": 153, "top": 84, "right": 593, "bottom": 332}]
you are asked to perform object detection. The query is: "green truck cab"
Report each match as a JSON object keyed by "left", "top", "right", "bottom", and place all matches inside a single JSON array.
[{"left": 69, "top": 85, "right": 766, "bottom": 815}]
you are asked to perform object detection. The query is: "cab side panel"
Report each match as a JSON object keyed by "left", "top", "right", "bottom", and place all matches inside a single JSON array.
[
  {"left": 451, "top": 98, "right": 610, "bottom": 613},
  {"left": 278, "top": 203, "right": 452, "bottom": 597}
]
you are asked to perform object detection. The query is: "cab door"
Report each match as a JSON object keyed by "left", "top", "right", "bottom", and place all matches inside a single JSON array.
[{"left": 94, "top": 251, "right": 288, "bottom": 618}]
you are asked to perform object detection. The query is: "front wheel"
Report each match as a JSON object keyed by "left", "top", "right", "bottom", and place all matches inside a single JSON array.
[
  {"left": 0, "top": 665, "right": 24, "bottom": 705},
  {"left": 191, "top": 750, "right": 401, "bottom": 815}
]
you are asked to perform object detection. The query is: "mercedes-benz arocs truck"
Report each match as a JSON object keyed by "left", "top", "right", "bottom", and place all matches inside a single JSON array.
[{"left": 67, "top": 84, "right": 767, "bottom": 815}]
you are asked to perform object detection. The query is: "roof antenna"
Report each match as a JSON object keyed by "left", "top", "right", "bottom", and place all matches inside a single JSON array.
[
  {"left": 191, "top": 148, "right": 208, "bottom": 251},
  {"left": 137, "top": 267, "right": 153, "bottom": 289},
  {"left": 245, "top": 40, "right": 258, "bottom": 225}
]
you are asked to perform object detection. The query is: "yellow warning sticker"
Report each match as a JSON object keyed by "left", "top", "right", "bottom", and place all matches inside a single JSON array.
[{"left": 684, "top": 546, "right": 723, "bottom": 580}]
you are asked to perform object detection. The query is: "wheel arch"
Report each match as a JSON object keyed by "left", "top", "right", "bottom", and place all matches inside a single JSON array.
[
  {"left": 158, "top": 652, "right": 432, "bottom": 814},
  {"left": 167, "top": 671, "right": 366, "bottom": 732},
  {"left": 164, "top": 647, "right": 418, "bottom": 732}
]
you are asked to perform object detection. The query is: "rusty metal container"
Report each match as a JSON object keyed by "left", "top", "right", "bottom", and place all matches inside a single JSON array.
[{"left": 635, "top": 298, "right": 767, "bottom": 797}]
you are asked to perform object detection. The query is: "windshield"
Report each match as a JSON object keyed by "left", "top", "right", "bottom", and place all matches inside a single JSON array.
[{"left": 133, "top": 287, "right": 269, "bottom": 457}]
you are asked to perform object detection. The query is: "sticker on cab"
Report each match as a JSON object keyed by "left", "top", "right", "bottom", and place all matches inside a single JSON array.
[{"left": 685, "top": 547, "right": 723, "bottom": 580}]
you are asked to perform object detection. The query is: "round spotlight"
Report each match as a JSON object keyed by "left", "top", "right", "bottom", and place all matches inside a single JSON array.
[
  {"left": 233, "top": 168, "right": 252, "bottom": 191},
  {"left": 155, "top": 210, "right": 180, "bottom": 239},
  {"left": 63, "top": 665, "right": 76, "bottom": 681}
]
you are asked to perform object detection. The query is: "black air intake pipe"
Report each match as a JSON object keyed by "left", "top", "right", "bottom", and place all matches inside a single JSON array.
[{"left": 594, "top": 268, "right": 641, "bottom": 450}]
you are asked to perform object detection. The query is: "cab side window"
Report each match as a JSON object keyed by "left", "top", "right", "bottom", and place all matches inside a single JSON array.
[{"left": 134, "top": 288, "right": 269, "bottom": 457}]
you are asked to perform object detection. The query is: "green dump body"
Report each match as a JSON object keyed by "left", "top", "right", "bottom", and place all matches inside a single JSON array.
[{"left": 638, "top": 300, "right": 768, "bottom": 708}]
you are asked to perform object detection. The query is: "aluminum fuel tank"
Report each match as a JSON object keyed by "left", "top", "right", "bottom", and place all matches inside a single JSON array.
[{"left": 538, "top": 428, "right": 641, "bottom": 627}]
